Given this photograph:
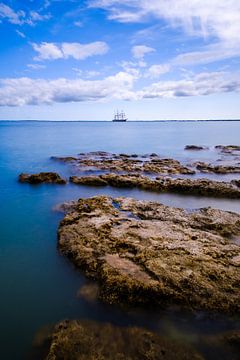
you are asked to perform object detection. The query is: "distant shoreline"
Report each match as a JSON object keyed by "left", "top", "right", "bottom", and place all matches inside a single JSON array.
[{"left": 1, "top": 119, "right": 240, "bottom": 123}]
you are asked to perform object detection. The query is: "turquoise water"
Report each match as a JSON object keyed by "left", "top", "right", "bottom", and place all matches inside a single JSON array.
[{"left": 0, "top": 120, "right": 240, "bottom": 359}]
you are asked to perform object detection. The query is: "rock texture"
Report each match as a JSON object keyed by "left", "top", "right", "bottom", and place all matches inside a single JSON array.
[
  {"left": 194, "top": 162, "right": 240, "bottom": 174},
  {"left": 45, "top": 319, "right": 203, "bottom": 360},
  {"left": 70, "top": 173, "right": 240, "bottom": 198},
  {"left": 185, "top": 145, "right": 208, "bottom": 151},
  {"left": 52, "top": 151, "right": 195, "bottom": 175},
  {"left": 215, "top": 145, "right": 240, "bottom": 153},
  {"left": 19, "top": 172, "right": 66, "bottom": 184},
  {"left": 58, "top": 196, "right": 240, "bottom": 313}
]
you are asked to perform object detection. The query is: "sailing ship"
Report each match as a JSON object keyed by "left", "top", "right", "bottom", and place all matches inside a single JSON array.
[{"left": 112, "top": 110, "right": 127, "bottom": 122}]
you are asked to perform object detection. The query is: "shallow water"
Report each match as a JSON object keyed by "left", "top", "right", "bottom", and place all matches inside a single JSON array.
[{"left": 0, "top": 120, "right": 240, "bottom": 359}]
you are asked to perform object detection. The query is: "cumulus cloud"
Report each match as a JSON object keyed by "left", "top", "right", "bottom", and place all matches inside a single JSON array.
[
  {"left": 0, "top": 2, "right": 51, "bottom": 25},
  {"left": 0, "top": 71, "right": 239, "bottom": 107},
  {"left": 32, "top": 41, "right": 109, "bottom": 61},
  {"left": 145, "top": 64, "right": 170, "bottom": 78},
  {"left": 141, "top": 72, "right": 240, "bottom": 99},
  {"left": 131, "top": 45, "right": 155, "bottom": 59},
  {"left": 0, "top": 72, "right": 136, "bottom": 106}
]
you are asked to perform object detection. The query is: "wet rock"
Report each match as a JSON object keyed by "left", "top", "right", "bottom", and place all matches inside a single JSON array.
[
  {"left": 45, "top": 319, "right": 203, "bottom": 360},
  {"left": 77, "top": 283, "right": 100, "bottom": 302},
  {"left": 231, "top": 179, "right": 240, "bottom": 188},
  {"left": 143, "top": 159, "right": 195, "bottom": 175},
  {"left": 19, "top": 172, "right": 67, "bottom": 184},
  {"left": 185, "top": 145, "right": 208, "bottom": 150},
  {"left": 70, "top": 175, "right": 108, "bottom": 186},
  {"left": 200, "top": 330, "right": 240, "bottom": 360},
  {"left": 51, "top": 156, "right": 78, "bottom": 162},
  {"left": 52, "top": 151, "right": 195, "bottom": 175},
  {"left": 69, "top": 173, "right": 240, "bottom": 198},
  {"left": 215, "top": 145, "right": 240, "bottom": 153},
  {"left": 53, "top": 201, "right": 77, "bottom": 213},
  {"left": 194, "top": 162, "right": 240, "bottom": 174},
  {"left": 58, "top": 196, "right": 240, "bottom": 313}
]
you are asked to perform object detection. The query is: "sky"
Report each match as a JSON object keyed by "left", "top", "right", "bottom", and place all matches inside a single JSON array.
[{"left": 0, "top": 0, "right": 240, "bottom": 121}]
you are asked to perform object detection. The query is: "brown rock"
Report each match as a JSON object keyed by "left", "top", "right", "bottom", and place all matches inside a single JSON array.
[
  {"left": 69, "top": 173, "right": 240, "bottom": 198},
  {"left": 195, "top": 162, "right": 240, "bottom": 174},
  {"left": 45, "top": 319, "right": 203, "bottom": 360},
  {"left": 185, "top": 145, "right": 208, "bottom": 150},
  {"left": 19, "top": 172, "right": 67, "bottom": 184},
  {"left": 58, "top": 196, "right": 240, "bottom": 313}
]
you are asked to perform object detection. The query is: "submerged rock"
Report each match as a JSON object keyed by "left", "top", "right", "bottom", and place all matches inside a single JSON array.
[
  {"left": 58, "top": 196, "right": 240, "bottom": 313},
  {"left": 45, "top": 319, "right": 203, "bottom": 360},
  {"left": 69, "top": 173, "right": 240, "bottom": 198},
  {"left": 19, "top": 172, "right": 67, "bottom": 184},
  {"left": 185, "top": 145, "right": 208, "bottom": 150}
]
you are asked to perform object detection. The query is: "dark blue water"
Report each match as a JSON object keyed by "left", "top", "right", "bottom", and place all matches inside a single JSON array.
[{"left": 0, "top": 121, "right": 240, "bottom": 359}]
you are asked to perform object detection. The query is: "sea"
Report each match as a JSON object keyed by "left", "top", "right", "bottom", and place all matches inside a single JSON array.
[{"left": 0, "top": 120, "right": 240, "bottom": 359}]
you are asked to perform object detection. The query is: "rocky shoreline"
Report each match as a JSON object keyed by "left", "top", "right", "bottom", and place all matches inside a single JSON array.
[{"left": 19, "top": 147, "right": 240, "bottom": 359}]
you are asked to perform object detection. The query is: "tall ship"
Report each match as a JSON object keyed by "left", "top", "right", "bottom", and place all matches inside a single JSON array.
[{"left": 112, "top": 110, "right": 127, "bottom": 122}]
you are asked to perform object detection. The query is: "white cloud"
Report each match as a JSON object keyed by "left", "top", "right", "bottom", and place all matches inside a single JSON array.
[
  {"left": 27, "top": 64, "right": 46, "bottom": 70},
  {"left": 0, "top": 71, "right": 136, "bottom": 106},
  {"left": 74, "top": 21, "right": 83, "bottom": 27},
  {"left": 16, "top": 30, "right": 25, "bottom": 38},
  {"left": 29, "top": 11, "right": 51, "bottom": 23},
  {"left": 33, "top": 43, "right": 63, "bottom": 60},
  {"left": 62, "top": 42, "right": 109, "bottom": 60},
  {"left": 32, "top": 41, "right": 109, "bottom": 61},
  {"left": 131, "top": 45, "right": 155, "bottom": 59},
  {"left": 89, "top": 1, "right": 240, "bottom": 45},
  {"left": 0, "top": 71, "right": 239, "bottom": 107},
  {"left": 145, "top": 64, "right": 170, "bottom": 78},
  {"left": 0, "top": 2, "right": 51, "bottom": 25},
  {"left": 0, "top": 3, "right": 25, "bottom": 24},
  {"left": 141, "top": 72, "right": 240, "bottom": 99}
]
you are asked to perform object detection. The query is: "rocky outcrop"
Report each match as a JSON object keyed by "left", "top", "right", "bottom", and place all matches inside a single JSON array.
[
  {"left": 194, "top": 162, "right": 240, "bottom": 174},
  {"left": 19, "top": 172, "right": 67, "bottom": 184},
  {"left": 58, "top": 196, "right": 240, "bottom": 313},
  {"left": 215, "top": 145, "right": 240, "bottom": 153},
  {"left": 185, "top": 145, "right": 208, "bottom": 150},
  {"left": 70, "top": 173, "right": 240, "bottom": 198},
  {"left": 45, "top": 319, "right": 203, "bottom": 360},
  {"left": 52, "top": 152, "right": 195, "bottom": 175}
]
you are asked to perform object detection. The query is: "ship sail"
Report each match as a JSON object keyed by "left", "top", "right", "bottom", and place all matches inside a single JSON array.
[{"left": 113, "top": 110, "right": 127, "bottom": 122}]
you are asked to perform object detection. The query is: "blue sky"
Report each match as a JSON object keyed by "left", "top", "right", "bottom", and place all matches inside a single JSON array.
[{"left": 0, "top": 0, "right": 240, "bottom": 120}]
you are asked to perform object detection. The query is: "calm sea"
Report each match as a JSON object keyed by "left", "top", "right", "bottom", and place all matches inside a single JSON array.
[{"left": 0, "top": 120, "right": 240, "bottom": 359}]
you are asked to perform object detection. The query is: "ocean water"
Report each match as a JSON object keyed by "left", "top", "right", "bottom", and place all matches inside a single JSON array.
[{"left": 0, "top": 120, "right": 240, "bottom": 359}]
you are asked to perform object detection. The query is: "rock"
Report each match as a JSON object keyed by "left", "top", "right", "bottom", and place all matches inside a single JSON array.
[
  {"left": 53, "top": 201, "right": 77, "bottom": 213},
  {"left": 231, "top": 179, "right": 240, "bottom": 188},
  {"left": 58, "top": 196, "right": 240, "bottom": 313},
  {"left": 215, "top": 145, "right": 240, "bottom": 153},
  {"left": 70, "top": 175, "right": 108, "bottom": 186},
  {"left": 69, "top": 173, "right": 240, "bottom": 198},
  {"left": 19, "top": 172, "right": 67, "bottom": 184},
  {"left": 194, "top": 162, "right": 240, "bottom": 174},
  {"left": 51, "top": 156, "right": 78, "bottom": 162},
  {"left": 77, "top": 283, "right": 99, "bottom": 302},
  {"left": 200, "top": 330, "right": 240, "bottom": 360},
  {"left": 185, "top": 145, "right": 208, "bottom": 150},
  {"left": 52, "top": 151, "right": 195, "bottom": 175},
  {"left": 45, "top": 319, "right": 203, "bottom": 360}
]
